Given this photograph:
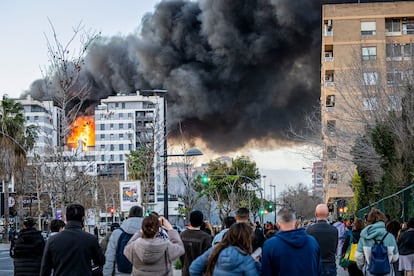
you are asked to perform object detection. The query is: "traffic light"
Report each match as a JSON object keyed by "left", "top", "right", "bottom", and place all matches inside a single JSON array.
[
  {"left": 259, "top": 209, "right": 265, "bottom": 216},
  {"left": 201, "top": 175, "right": 210, "bottom": 184},
  {"left": 109, "top": 207, "right": 115, "bottom": 214},
  {"left": 268, "top": 204, "right": 273, "bottom": 210}
]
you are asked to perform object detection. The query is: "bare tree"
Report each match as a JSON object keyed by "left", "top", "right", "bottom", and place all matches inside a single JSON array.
[{"left": 29, "top": 22, "right": 100, "bottom": 218}]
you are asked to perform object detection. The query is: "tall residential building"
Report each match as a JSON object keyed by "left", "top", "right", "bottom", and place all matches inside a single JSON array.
[
  {"left": 321, "top": 1, "right": 414, "bottom": 205},
  {"left": 93, "top": 92, "right": 165, "bottom": 213},
  {"left": 18, "top": 95, "right": 60, "bottom": 157}
]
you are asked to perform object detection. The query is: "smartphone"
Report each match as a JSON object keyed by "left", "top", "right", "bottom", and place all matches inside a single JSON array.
[{"left": 251, "top": 247, "right": 262, "bottom": 259}]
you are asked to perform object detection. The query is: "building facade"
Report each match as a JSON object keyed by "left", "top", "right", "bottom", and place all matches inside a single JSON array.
[{"left": 321, "top": 1, "right": 414, "bottom": 205}]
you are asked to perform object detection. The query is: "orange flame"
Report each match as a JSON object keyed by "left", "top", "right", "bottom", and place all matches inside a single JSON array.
[{"left": 67, "top": 115, "right": 95, "bottom": 150}]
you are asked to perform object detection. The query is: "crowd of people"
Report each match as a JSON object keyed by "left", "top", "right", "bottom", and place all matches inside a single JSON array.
[{"left": 7, "top": 202, "right": 414, "bottom": 276}]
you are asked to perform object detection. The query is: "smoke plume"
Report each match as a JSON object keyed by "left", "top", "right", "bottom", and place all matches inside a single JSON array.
[{"left": 25, "top": 0, "right": 322, "bottom": 152}]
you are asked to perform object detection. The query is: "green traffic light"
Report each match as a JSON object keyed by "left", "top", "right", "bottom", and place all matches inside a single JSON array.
[
  {"left": 259, "top": 209, "right": 264, "bottom": 215},
  {"left": 201, "top": 175, "right": 210, "bottom": 184},
  {"left": 269, "top": 204, "right": 273, "bottom": 209}
]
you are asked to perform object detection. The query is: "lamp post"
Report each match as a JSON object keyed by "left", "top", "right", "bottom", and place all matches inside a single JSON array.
[
  {"left": 270, "top": 184, "right": 276, "bottom": 224},
  {"left": 162, "top": 148, "right": 203, "bottom": 218},
  {"left": 137, "top": 89, "right": 168, "bottom": 217}
]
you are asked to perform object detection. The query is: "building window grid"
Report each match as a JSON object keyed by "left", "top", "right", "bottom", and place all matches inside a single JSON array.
[{"left": 362, "top": 46, "right": 377, "bottom": 61}]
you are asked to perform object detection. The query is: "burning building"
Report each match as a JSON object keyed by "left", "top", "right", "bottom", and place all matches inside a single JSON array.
[{"left": 67, "top": 115, "right": 95, "bottom": 151}]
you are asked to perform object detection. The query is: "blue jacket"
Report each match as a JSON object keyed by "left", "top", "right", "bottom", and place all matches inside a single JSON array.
[
  {"left": 189, "top": 245, "right": 261, "bottom": 276},
  {"left": 262, "top": 228, "right": 322, "bottom": 276}
]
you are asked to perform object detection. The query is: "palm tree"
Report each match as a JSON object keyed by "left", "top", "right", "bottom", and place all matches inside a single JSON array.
[{"left": 0, "top": 95, "right": 37, "bottom": 241}]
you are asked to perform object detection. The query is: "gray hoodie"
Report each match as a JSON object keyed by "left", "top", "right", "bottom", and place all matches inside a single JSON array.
[
  {"left": 103, "top": 217, "right": 143, "bottom": 276},
  {"left": 124, "top": 229, "right": 185, "bottom": 276}
]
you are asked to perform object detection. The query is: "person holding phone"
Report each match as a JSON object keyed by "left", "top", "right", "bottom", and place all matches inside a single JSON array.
[{"left": 124, "top": 214, "right": 184, "bottom": 275}]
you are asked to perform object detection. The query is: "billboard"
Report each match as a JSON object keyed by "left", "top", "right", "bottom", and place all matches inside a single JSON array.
[{"left": 120, "top": 181, "right": 141, "bottom": 212}]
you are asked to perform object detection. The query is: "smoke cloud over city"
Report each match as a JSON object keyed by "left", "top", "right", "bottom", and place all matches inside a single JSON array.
[{"left": 25, "top": 0, "right": 322, "bottom": 152}]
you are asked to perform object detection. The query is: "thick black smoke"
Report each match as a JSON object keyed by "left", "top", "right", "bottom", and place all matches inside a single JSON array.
[{"left": 26, "top": 0, "right": 322, "bottom": 152}]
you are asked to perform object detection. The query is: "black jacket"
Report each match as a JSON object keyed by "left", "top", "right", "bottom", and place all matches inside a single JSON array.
[
  {"left": 40, "top": 220, "right": 105, "bottom": 276},
  {"left": 10, "top": 227, "right": 45, "bottom": 275},
  {"left": 306, "top": 220, "right": 338, "bottom": 264},
  {"left": 398, "top": 229, "right": 414, "bottom": 255}
]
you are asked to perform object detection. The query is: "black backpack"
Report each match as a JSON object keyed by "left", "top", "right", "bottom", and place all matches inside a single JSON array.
[
  {"left": 115, "top": 228, "right": 133, "bottom": 273},
  {"left": 368, "top": 232, "right": 390, "bottom": 275}
]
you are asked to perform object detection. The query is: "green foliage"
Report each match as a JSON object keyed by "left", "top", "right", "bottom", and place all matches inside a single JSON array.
[
  {"left": 196, "top": 156, "right": 261, "bottom": 222},
  {"left": 174, "top": 258, "right": 182, "bottom": 269}
]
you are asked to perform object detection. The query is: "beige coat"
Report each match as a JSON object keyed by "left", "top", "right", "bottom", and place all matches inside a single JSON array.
[{"left": 124, "top": 229, "right": 184, "bottom": 276}]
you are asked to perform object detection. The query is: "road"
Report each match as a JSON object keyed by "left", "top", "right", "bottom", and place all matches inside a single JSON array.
[{"left": 0, "top": 243, "right": 13, "bottom": 276}]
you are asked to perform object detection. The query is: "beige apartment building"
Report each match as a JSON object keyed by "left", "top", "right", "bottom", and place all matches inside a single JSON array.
[{"left": 321, "top": 1, "right": 414, "bottom": 206}]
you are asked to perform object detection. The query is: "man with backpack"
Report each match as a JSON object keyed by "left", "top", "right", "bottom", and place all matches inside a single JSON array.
[
  {"left": 103, "top": 205, "right": 143, "bottom": 276},
  {"left": 355, "top": 208, "right": 399, "bottom": 275}
]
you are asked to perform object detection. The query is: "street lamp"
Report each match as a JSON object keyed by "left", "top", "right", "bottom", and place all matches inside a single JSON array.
[
  {"left": 270, "top": 184, "right": 277, "bottom": 223},
  {"left": 162, "top": 148, "right": 203, "bottom": 218},
  {"left": 137, "top": 89, "right": 168, "bottom": 217}
]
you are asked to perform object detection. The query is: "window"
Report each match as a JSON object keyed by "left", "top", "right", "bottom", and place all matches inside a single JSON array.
[
  {"left": 120, "top": 155, "right": 123, "bottom": 161},
  {"left": 101, "top": 156, "right": 105, "bottom": 161},
  {"left": 119, "top": 144, "right": 124, "bottom": 151},
  {"left": 326, "top": 95, "right": 335, "bottom": 107},
  {"left": 362, "top": 46, "right": 376, "bottom": 61},
  {"left": 403, "top": 43, "right": 413, "bottom": 58},
  {"left": 119, "top": 133, "right": 124, "bottom": 139},
  {"left": 361, "top": 21, "right": 376, "bottom": 35},
  {"left": 385, "top": 18, "right": 401, "bottom": 33},
  {"left": 100, "top": 124, "right": 105, "bottom": 130},
  {"left": 110, "top": 145, "right": 114, "bottom": 151},
  {"left": 327, "top": 146, "right": 337, "bottom": 159},
  {"left": 329, "top": 171, "right": 338, "bottom": 184},
  {"left": 325, "top": 70, "right": 334, "bottom": 86},
  {"left": 119, "top": 123, "right": 124, "bottom": 129},
  {"left": 327, "top": 120, "right": 336, "bottom": 135},
  {"left": 100, "top": 144, "right": 105, "bottom": 150},
  {"left": 324, "top": 19, "right": 333, "bottom": 36},
  {"left": 119, "top": 113, "right": 124, "bottom": 118},
  {"left": 363, "top": 97, "right": 378, "bottom": 111},
  {"left": 115, "top": 103, "right": 119, "bottom": 108},
  {"left": 128, "top": 113, "right": 132, "bottom": 118},
  {"left": 386, "top": 44, "right": 402, "bottom": 60},
  {"left": 100, "top": 134, "right": 105, "bottom": 139},
  {"left": 128, "top": 123, "right": 132, "bottom": 129},
  {"left": 388, "top": 95, "right": 402, "bottom": 111},
  {"left": 34, "top": 116, "right": 39, "bottom": 121},
  {"left": 403, "top": 18, "right": 414, "bottom": 34},
  {"left": 110, "top": 123, "right": 114, "bottom": 129},
  {"left": 387, "top": 70, "right": 403, "bottom": 85},
  {"left": 363, "top": 72, "right": 378, "bottom": 85},
  {"left": 122, "top": 103, "right": 125, "bottom": 108}
]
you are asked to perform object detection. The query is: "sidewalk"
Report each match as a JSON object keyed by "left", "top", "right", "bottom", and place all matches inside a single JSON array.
[{"left": 0, "top": 242, "right": 10, "bottom": 250}]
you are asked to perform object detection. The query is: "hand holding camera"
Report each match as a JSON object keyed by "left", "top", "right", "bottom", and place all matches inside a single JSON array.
[{"left": 159, "top": 216, "right": 172, "bottom": 231}]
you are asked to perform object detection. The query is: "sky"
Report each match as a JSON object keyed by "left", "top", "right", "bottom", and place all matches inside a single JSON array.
[{"left": 0, "top": 0, "right": 317, "bottom": 197}]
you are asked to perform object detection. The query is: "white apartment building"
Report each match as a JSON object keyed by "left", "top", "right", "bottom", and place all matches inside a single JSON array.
[
  {"left": 92, "top": 92, "right": 166, "bottom": 213},
  {"left": 18, "top": 95, "right": 60, "bottom": 157}
]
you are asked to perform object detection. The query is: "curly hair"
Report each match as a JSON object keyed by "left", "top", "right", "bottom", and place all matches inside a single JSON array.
[
  {"left": 367, "top": 208, "right": 386, "bottom": 224},
  {"left": 206, "top": 223, "right": 253, "bottom": 275},
  {"left": 142, "top": 214, "right": 160, "bottom": 238}
]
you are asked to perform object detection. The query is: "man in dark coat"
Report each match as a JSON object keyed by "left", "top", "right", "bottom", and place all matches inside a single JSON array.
[
  {"left": 10, "top": 217, "right": 45, "bottom": 275},
  {"left": 306, "top": 204, "right": 338, "bottom": 276},
  {"left": 180, "top": 210, "right": 212, "bottom": 276},
  {"left": 40, "top": 204, "right": 105, "bottom": 276}
]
